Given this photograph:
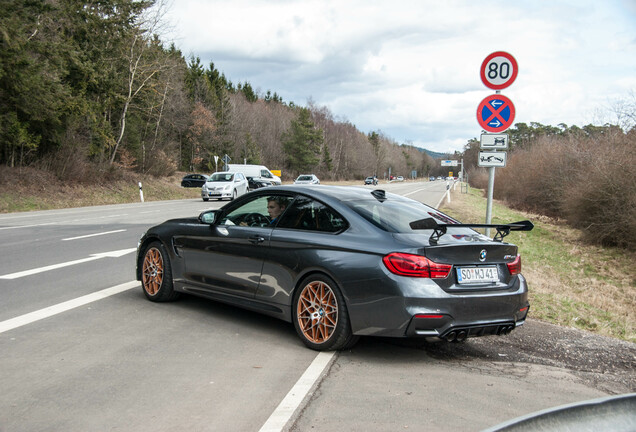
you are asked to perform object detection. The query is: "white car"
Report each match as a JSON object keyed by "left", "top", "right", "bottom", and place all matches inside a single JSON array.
[
  {"left": 396, "top": 176, "right": 404, "bottom": 182},
  {"left": 294, "top": 174, "right": 320, "bottom": 185},
  {"left": 201, "top": 172, "right": 249, "bottom": 201}
]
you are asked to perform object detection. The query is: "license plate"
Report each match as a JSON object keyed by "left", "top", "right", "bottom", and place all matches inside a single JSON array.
[{"left": 457, "top": 266, "right": 499, "bottom": 284}]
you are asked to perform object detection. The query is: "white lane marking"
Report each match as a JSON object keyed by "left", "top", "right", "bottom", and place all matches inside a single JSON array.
[
  {"left": 435, "top": 190, "right": 449, "bottom": 209},
  {"left": 0, "top": 281, "right": 138, "bottom": 334},
  {"left": 0, "top": 214, "right": 127, "bottom": 230},
  {"left": 258, "top": 351, "right": 336, "bottom": 432},
  {"left": 0, "top": 222, "right": 57, "bottom": 231},
  {"left": 403, "top": 187, "right": 432, "bottom": 197},
  {"left": 62, "top": 229, "right": 127, "bottom": 241},
  {"left": 0, "top": 248, "right": 137, "bottom": 280},
  {"left": 0, "top": 200, "right": 191, "bottom": 221}
]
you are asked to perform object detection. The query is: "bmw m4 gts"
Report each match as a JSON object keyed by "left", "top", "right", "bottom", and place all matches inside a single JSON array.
[{"left": 136, "top": 186, "right": 533, "bottom": 351}]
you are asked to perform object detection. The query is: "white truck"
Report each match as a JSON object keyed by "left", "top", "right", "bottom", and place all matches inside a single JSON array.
[{"left": 227, "top": 164, "right": 282, "bottom": 185}]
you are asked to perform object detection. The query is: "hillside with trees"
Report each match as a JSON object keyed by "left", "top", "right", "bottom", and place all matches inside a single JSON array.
[{"left": 0, "top": 0, "right": 434, "bottom": 182}]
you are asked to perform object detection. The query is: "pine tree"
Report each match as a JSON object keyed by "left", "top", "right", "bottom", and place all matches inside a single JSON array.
[
  {"left": 322, "top": 144, "right": 333, "bottom": 173},
  {"left": 282, "top": 108, "right": 323, "bottom": 173}
]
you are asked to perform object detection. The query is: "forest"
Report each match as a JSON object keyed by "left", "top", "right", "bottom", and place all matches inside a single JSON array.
[
  {"left": 1, "top": 1, "right": 634, "bottom": 249},
  {"left": 0, "top": 0, "right": 436, "bottom": 181}
]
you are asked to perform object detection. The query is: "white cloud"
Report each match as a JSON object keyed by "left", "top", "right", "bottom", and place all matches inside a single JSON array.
[{"left": 161, "top": 0, "right": 636, "bottom": 153}]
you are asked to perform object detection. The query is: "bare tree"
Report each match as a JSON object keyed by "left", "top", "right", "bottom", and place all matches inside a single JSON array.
[{"left": 110, "top": 0, "right": 175, "bottom": 165}]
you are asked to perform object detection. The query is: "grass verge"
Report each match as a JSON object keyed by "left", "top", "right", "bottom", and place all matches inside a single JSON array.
[
  {"left": 0, "top": 171, "right": 200, "bottom": 213},
  {"left": 440, "top": 185, "right": 635, "bottom": 343}
]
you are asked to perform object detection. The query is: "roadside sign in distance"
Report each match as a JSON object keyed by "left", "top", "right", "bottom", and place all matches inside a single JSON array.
[
  {"left": 480, "top": 133, "right": 509, "bottom": 150},
  {"left": 480, "top": 51, "right": 518, "bottom": 90},
  {"left": 478, "top": 151, "right": 507, "bottom": 168},
  {"left": 477, "top": 94, "right": 515, "bottom": 133},
  {"left": 441, "top": 160, "right": 458, "bottom": 167}
]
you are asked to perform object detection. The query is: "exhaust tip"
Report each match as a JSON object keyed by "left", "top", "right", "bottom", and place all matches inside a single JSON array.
[
  {"left": 445, "top": 331, "right": 456, "bottom": 342},
  {"left": 456, "top": 331, "right": 467, "bottom": 342},
  {"left": 497, "top": 325, "right": 515, "bottom": 335}
]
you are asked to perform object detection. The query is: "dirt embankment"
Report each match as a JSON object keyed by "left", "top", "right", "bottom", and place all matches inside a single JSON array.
[{"left": 408, "top": 319, "right": 636, "bottom": 394}]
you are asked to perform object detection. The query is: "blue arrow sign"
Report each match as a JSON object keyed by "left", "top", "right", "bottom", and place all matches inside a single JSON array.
[{"left": 477, "top": 95, "right": 516, "bottom": 133}]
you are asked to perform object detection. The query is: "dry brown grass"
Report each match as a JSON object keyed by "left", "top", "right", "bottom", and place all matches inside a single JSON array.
[{"left": 0, "top": 166, "right": 199, "bottom": 213}]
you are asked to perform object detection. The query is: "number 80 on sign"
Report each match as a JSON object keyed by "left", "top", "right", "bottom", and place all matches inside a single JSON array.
[{"left": 480, "top": 51, "right": 518, "bottom": 90}]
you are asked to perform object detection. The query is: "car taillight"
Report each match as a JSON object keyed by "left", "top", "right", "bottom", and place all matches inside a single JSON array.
[
  {"left": 507, "top": 255, "right": 522, "bottom": 275},
  {"left": 382, "top": 253, "right": 452, "bottom": 278}
]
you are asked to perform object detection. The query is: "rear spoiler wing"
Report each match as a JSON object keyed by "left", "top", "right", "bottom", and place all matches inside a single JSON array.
[{"left": 409, "top": 218, "right": 534, "bottom": 244}]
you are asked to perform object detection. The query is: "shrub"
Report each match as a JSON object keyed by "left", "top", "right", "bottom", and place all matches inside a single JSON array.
[
  {"left": 492, "top": 129, "right": 636, "bottom": 249},
  {"left": 495, "top": 135, "right": 584, "bottom": 216},
  {"left": 466, "top": 167, "right": 489, "bottom": 190},
  {"left": 145, "top": 149, "right": 177, "bottom": 177},
  {"left": 563, "top": 132, "right": 636, "bottom": 249}
]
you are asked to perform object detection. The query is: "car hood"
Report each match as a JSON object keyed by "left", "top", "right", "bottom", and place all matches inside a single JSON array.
[{"left": 203, "top": 181, "right": 232, "bottom": 188}]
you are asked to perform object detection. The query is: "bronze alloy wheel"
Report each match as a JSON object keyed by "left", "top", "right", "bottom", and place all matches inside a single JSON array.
[
  {"left": 296, "top": 281, "right": 339, "bottom": 344},
  {"left": 142, "top": 247, "right": 163, "bottom": 296}
]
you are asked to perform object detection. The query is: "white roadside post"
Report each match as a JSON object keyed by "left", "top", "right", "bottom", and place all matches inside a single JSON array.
[
  {"left": 138, "top": 182, "right": 144, "bottom": 202},
  {"left": 441, "top": 160, "right": 458, "bottom": 205}
]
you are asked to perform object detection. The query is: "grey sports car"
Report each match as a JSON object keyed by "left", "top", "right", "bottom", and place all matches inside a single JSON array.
[{"left": 136, "top": 185, "right": 533, "bottom": 351}]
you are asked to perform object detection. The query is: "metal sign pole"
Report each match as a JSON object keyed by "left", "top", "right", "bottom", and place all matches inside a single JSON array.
[{"left": 485, "top": 166, "right": 495, "bottom": 236}]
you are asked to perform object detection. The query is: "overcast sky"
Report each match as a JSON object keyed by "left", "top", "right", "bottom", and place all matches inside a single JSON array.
[{"left": 161, "top": 0, "right": 636, "bottom": 153}]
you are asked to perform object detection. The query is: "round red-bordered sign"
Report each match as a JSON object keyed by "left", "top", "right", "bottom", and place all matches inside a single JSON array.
[
  {"left": 480, "top": 51, "right": 518, "bottom": 90},
  {"left": 477, "top": 94, "right": 515, "bottom": 132}
]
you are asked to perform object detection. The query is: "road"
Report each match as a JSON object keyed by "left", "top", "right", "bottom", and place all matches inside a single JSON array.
[{"left": 0, "top": 182, "right": 626, "bottom": 431}]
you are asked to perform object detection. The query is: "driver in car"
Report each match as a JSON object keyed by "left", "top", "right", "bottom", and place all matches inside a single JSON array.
[
  {"left": 239, "top": 196, "right": 289, "bottom": 227},
  {"left": 267, "top": 196, "right": 288, "bottom": 225}
]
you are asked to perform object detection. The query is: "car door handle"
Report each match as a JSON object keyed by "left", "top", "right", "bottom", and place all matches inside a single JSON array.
[{"left": 249, "top": 235, "right": 265, "bottom": 244}]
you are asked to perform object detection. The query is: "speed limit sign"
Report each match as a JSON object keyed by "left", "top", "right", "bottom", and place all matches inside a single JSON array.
[{"left": 480, "top": 51, "right": 518, "bottom": 90}]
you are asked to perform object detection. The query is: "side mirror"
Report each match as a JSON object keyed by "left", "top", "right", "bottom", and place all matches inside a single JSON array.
[{"left": 199, "top": 210, "right": 219, "bottom": 225}]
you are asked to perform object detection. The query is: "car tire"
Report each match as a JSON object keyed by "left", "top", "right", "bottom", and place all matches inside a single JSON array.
[
  {"left": 292, "top": 274, "right": 359, "bottom": 351},
  {"left": 183, "top": 181, "right": 191, "bottom": 187},
  {"left": 202, "top": 197, "right": 209, "bottom": 201},
  {"left": 141, "top": 242, "right": 179, "bottom": 302},
  {"left": 231, "top": 189, "right": 237, "bottom": 200}
]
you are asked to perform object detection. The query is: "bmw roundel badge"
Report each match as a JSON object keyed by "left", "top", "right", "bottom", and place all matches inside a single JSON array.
[{"left": 479, "top": 249, "right": 487, "bottom": 261}]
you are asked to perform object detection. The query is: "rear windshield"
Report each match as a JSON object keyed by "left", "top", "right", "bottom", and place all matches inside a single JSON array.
[
  {"left": 345, "top": 198, "right": 460, "bottom": 233},
  {"left": 297, "top": 176, "right": 312, "bottom": 181}
]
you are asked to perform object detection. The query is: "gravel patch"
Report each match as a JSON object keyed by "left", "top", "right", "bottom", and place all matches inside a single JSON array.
[{"left": 390, "top": 319, "right": 636, "bottom": 394}]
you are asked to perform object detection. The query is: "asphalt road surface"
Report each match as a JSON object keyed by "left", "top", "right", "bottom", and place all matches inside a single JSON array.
[{"left": 1, "top": 181, "right": 633, "bottom": 431}]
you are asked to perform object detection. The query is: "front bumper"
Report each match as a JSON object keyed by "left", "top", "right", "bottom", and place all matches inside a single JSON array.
[{"left": 202, "top": 190, "right": 231, "bottom": 199}]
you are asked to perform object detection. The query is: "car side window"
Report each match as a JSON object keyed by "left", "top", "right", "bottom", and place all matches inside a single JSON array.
[
  {"left": 218, "top": 196, "right": 270, "bottom": 226},
  {"left": 277, "top": 197, "right": 347, "bottom": 233}
]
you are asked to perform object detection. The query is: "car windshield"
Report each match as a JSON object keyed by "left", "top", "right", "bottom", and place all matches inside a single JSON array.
[
  {"left": 345, "top": 198, "right": 462, "bottom": 233},
  {"left": 297, "top": 176, "right": 312, "bottom": 181},
  {"left": 208, "top": 173, "right": 234, "bottom": 182}
]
